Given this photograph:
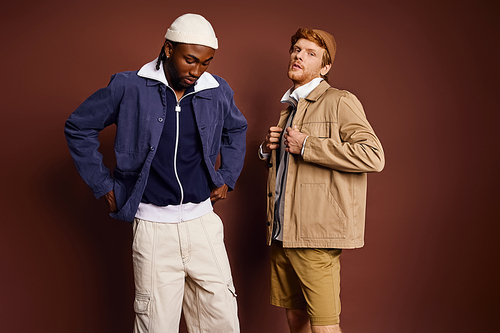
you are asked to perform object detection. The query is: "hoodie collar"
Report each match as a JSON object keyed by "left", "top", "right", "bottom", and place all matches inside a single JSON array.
[{"left": 137, "top": 59, "right": 219, "bottom": 92}]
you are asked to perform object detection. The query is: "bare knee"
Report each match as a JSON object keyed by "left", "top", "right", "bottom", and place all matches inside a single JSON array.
[{"left": 286, "top": 309, "right": 311, "bottom": 333}]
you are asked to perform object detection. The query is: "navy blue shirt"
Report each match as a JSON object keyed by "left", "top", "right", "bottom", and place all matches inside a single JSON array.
[{"left": 142, "top": 86, "right": 211, "bottom": 206}]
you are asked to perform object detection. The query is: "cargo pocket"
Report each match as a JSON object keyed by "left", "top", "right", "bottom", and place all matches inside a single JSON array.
[{"left": 134, "top": 293, "right": 151, "bottom": 332}]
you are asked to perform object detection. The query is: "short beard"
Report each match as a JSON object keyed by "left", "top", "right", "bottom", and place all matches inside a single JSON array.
[{"left": 165, "top": 62, "right": 196, "bottom": 91}]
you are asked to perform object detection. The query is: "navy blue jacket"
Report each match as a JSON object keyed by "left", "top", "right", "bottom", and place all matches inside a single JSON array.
[{"left": 64, "top": 62, "right": 247, "bottom": 222}]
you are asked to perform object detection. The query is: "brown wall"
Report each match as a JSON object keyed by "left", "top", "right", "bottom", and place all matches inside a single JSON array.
[{"left": 1, "top": 0, "right": 499, "bottom": 332}]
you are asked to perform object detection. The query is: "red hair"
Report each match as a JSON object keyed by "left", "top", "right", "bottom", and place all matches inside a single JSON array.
[{"left": 290, "top": 28, "right": 333, "bottom": 81}]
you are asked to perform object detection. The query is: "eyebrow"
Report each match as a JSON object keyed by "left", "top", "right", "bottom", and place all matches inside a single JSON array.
[
  {"left": 293, "top": 45, "right": 318, "bottom": 52},
  {"left": 186, "top": 54, "right": 214, "bottom": 62}
]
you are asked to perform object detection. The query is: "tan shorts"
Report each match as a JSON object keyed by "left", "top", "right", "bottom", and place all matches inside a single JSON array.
[
  {"left": 132, "top": 212, "right": 239, "bottom": 333},
  {"left": 270, "top": 241, "right": 342, "bottom": 326}
]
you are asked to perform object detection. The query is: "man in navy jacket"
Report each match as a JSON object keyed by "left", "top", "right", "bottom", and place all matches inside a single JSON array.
[{"left": 65, "top": 13, "right": 246, "bottom": 333}]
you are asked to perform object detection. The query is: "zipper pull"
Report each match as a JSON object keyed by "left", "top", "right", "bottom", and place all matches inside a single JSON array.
[{"left": 175, "top": 104, "right": 181, "bottom": 112}]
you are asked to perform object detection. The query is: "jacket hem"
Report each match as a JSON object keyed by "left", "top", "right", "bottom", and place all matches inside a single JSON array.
[{"left": 280, "top": 241, "right": 364, "bottom": 249}]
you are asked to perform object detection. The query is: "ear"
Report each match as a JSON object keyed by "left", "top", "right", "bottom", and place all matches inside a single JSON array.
[
  {"left": 320, "top": 63, "right": 332, "bottom": 76},
  {"left": 164, "top": 40, "right": 174, "bottom": 58}
]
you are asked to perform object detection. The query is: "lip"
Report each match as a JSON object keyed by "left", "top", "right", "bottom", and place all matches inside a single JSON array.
[
  {"left": 291, "top": 62, "right": 302, "bottom": 70},
  {"left": 183, "top": 77, "right": 197, "bottom": 85}
]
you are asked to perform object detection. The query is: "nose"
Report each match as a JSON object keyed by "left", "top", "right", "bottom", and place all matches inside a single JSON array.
[
  {"left": 190, "top": 64, "right": 203, "bottom": 78},
  {"left": 295, "top": 50, "right": 304, "bottom": 61}
]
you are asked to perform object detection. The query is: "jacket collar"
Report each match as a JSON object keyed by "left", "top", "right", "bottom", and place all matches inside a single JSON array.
[
  {"left": 281, "top": 78, "right": 323, "bottom": 107},
  {"left": 304, "top": 80, "right": 331, "bottom": 102},
  {"left": 137, "top": 59, "right": 219, "bottom": 92}
]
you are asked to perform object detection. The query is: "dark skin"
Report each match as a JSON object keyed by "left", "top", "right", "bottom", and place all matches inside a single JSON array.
[
  {"left": 163, "top": 41, "right": 215, "bottom": 100},
  {"left": 104, "top": 41, "right": 228, "bottom": 213}
]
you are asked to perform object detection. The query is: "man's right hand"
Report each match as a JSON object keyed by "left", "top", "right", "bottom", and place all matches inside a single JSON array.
[
  {"left": 104, "top": 190, "right": 117, "bottom": 213},
  {"left": 263, "top": 126, "right": 283, "bottom": 154}
]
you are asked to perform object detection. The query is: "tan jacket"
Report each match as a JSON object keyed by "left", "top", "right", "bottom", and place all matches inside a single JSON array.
[{"left": 264, "top": 81, "right": 385, "bottom": 249}]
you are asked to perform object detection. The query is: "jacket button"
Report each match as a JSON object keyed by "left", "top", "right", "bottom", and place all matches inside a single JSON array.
[
  {"left": 150, "top": 146, "right": 155, "bottom": 151},
  {"left": 268, "top": 163, "right": 273, "bottom": 168},
  {"left": 267, "top": 222, "right": 271, "bottom": 226},
  {"left": 268, "top": 192, "right": 273, "bottom": 197},
  {"left": 158, "top": 117, "right": 164, "bottom": 122}
]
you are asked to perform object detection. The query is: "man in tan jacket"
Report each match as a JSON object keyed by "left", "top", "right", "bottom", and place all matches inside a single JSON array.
[{"left": 259, "top": 28, "right": 384, "bottom": 333}]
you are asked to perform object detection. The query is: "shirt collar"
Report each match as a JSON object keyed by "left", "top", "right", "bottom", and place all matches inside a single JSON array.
[
  {"left": 137, "top": 59, "right": 219, "bottom": 92},
  {"left": 281, "top": 77, "right": 324, "bottom": 108}
]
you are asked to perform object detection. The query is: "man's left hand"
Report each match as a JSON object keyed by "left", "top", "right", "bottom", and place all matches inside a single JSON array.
[
  {"left": 284, "top": 125, "right": 308, "bottom": 155},
  {"left": 210, "top": 184, "right": 228, "bottom": 203}
]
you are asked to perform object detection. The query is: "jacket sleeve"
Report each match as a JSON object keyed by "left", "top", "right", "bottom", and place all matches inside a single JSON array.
[
  {"left": 64, "top": 75, "right": 119, "bottom": 198},
  {"left": 216, "top": 85, "right": 248, "bottom": 190},
  {"left": 302, "top": 92, "right": 385, "bottom": 173}
]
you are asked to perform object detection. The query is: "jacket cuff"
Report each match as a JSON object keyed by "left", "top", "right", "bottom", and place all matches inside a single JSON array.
[
  {"left": 92, "top": 177, "right": 114, "bottom": 199},
  {"left": 300, "top": 136, "right": 309, "bottom": 157},
  {"left": 258, "top": 143, "right": 270, "bottom": 160},
  {"left": 301, "top": 135, "right": 316, "bottom": 163},
  {"left": 215, "top": 169, "right": 236, "bottom": 191}
]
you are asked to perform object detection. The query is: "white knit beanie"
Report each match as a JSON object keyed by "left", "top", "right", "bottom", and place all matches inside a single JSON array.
[{"left": 165, "top": 13, "right": 218, "bottom": 50}]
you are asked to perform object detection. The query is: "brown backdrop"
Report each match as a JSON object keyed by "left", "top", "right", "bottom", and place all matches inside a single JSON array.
[{"left": 1, "top": 0, "right": 499, "bottom": 332}]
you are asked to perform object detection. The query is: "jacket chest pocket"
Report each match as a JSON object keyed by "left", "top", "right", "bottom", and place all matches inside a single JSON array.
[{"left": 299, "top": 122, "right": 340, "bottom": 142}]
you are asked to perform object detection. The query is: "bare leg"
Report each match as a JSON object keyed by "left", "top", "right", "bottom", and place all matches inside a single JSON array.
[
  {"left": 311, "top": 324, "right": 343, "bottom": 333},
  {"left": 286, "top": 309, "right": 343, "bottom": 333},
  {"left": 286, "top": 309, "right": 311, "bottom": 333}
]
